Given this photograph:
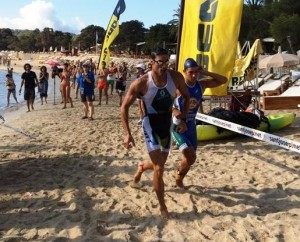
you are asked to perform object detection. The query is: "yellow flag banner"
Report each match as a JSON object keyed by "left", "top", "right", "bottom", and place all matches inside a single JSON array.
[
  {"left": 177, "top": 0, "right": 243, "bottom": 96},
  {"left": 230, "top": 39, "right": 264, "bottom": 87},
  {"left": 98, "top": 0, "right": 126, "bottom": 69}
]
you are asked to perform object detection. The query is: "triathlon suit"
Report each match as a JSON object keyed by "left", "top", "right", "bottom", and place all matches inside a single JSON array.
[
  {"left": 60, "top": 71, "right": 71, "bottom": 89},
  {"left": 172, "top": 80, "right": 203, "bottom": 151},
  {"left": 141, "top": 71, "right": 177, "bottom": 152}
]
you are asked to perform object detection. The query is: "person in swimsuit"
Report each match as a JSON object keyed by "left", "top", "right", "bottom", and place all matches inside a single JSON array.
[
  {"left": 172, "top": 58, "right": 227, "bottom": 188},
  {"left": 97, "top": 61, "right": 109, "bottom": 105},
  {"left": 5, "top": 73, "right": 18, "bottom": 107},
  {"left": 59, "top": 63, "right": 74, "bottom": 109},
  {"left": 107, "top": 61, "right": 118, "bottom": 95},
  {"left": 121, "top": 48, "right": 190, "bottom": 219},
  {"left": 116, "top": 62, "right": 128, "bottom": 106}
]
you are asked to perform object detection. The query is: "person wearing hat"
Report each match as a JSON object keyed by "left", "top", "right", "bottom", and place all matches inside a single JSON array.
[
  {"left": 172, "top": 58, "right": 227, "bottom": 188},
  {"left": 78, "top": 63, "right": 95, "bottom": 120},
  {"left": 19, "top": 63, "right": 39, "bottom": 112},
  {"left": 121, "top": 48, "right": 190, "bottom": 219}
]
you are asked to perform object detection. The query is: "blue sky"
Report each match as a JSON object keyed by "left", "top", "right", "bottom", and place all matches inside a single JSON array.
[{"left": 0, "top": 0, "right": 181, "bottom": 34}]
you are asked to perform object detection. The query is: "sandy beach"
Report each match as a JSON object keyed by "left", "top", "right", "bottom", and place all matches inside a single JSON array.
[{"left": 0, "top": 55, "right": 300, "bottom": 241}]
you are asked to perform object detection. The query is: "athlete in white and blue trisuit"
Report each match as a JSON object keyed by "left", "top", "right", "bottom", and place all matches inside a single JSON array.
[
  {"left": 121, "top": 48, "right": 189, "bottom": 219},
  {"left": 172, "top": 58, "right": 227, "bottom": 188}
]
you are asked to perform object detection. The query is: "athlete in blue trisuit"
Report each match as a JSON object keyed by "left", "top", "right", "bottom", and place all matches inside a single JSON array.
[
  {"left": 172, "top": 58, "right": 227, "bottom": 188},
  {"left": 121, "top": 48, "right": 189, "bottom": 219},
  {"left": 131, "top": 57, "right": 227, "bottom": 193}
]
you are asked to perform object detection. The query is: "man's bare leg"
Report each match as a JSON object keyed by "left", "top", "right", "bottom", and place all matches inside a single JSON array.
[
  {"left": 133, "top": 161, "right": 153, "bottom": 183},
  {"left": 175, "top": 147, "right": 196, "bottom": 188},
  {"left": 150, "top": 151, "right": 170, "bottom": 219}
]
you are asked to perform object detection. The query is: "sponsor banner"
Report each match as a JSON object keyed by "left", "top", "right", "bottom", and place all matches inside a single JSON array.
[
  {"left": 177, "top": 0, "right": 243, "bottom": 96},
  {"left": 98, "top": 0, "right": 126, "bottom": 68},
  {"left": 196, "top": 113, "right": 300, "bottom": 153}
]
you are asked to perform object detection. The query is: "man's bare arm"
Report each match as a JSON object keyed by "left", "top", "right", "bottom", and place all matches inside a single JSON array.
[{"left": 199, "top": 68, "right": 227, "bottom": 90}]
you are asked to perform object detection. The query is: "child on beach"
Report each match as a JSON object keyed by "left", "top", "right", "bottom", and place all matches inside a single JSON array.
[{"left": 5, "top": 74, "right": 18, "bottom": 107}]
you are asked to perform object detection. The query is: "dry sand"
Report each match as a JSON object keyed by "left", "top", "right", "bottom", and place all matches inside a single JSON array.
[{"left": 0, "top": 55, "right": 300, "bottom": 241}]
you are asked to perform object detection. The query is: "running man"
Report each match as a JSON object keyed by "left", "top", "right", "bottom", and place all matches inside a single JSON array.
[
  {"left": 132, "top": 58, "right": 227, "bottom": 188},
  {"left": 121, "top": 48, "right": 189, "bottom": 219},
  {"left": 172, "top": 58, "right": 227, "bottom": 188}
]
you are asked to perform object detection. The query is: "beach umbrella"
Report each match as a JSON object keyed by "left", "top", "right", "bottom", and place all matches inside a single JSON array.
[
  {"left": 259, "top": 53, "right": 299, "bottom": 69},
  {"left": 46, "top": 59, "right": 61, "bottom": 66}
]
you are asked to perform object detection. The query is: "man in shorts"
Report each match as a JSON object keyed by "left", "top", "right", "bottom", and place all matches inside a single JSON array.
[
  {"left": 97, "top": 61, "right": 109, "bottom": 105},
  {"left": 107, "top": 61, "right": 118, "bottom": 95},
  {"left": 78, "top": 63, "right": 95, "bottom": 120},
  {"left": 121, "top": 48, "right": 190, "bottom": 219},
  {"left": 19, "top": 63, "right": 39, "bottom": 112}
]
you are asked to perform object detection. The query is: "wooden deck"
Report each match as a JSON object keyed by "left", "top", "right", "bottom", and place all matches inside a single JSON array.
[{"left": 262, "top": 96, "right": 300, "bottom": 110}]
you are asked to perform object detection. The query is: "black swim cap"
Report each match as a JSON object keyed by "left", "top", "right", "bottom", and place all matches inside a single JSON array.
[{"left": 184, "top": 58, "right": 198, "bottom": 70}]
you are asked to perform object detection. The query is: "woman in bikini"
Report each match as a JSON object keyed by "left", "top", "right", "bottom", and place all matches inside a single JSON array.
[{"left": 59, "top": 63, "right": 74, "bottom": 109}]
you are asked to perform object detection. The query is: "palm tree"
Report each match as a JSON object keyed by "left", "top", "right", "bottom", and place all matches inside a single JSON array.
[
  {"left": 245, "top": 0, "right": 263, "bottom": 10},
  {"left": 168, "top": 4, "right": 181, "bottom": 39}
]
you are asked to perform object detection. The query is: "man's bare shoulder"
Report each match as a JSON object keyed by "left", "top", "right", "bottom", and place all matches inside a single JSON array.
[
  {"left": 168, "top": 69, "right": 184, "bottom": 84},
  {"left": 130, "top": 73, "right": 148, "bottom": 92}
]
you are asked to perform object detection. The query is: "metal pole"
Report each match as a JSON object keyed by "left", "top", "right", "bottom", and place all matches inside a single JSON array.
[
  {"left": 175, "top": 0, "right": 185, "bottom": 71},
  {"left": 53, "top": 76, "right": 56, "bottom": 105}
]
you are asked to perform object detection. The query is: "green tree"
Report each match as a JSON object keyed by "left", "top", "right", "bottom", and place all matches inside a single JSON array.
[
  {"left": 53, "top": 31, "right": 73, "bottom": 50},
  {"left": 75, "top": 25, "right": 105, "bottom": 51},
  {"left": 0, "top": 28, "right": 16, "bottom": 50},
  {"left": 145, "top": 24, "right": 176, "bottom": 51},
  {"left": 168, "top": 4, "right": 181, "bottom": 39},
  {"left": 13, "top": 31, "right": 37, "bottom": 52},
  {"left": 244, "top": 0, "right": 263, "bottom": 10},
  {"left": 116, "top": 20, "right": 146, "bottom": 52},
  {"left": 40, "top": 28, "right": 55, "bottom": 51},
  {"left": 270, "top": 14, "right": 300, "bottom": 53}
]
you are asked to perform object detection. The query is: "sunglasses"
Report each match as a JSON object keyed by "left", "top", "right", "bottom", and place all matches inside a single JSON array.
[{"left": 153, "top": 60, "right": 169, "bottom": 65}]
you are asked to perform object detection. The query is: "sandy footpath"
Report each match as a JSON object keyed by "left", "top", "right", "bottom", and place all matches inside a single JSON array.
[{"left": 0, "top": 55, "right": 300, "bottom": 241}]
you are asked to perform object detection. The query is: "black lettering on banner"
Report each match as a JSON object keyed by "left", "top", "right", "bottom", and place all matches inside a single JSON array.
[
  {"left": 231, "top": 76, "right": 244, "bottom": 86},
  {"left": 106, "top": 20, "right": 118, "bottom": 40},
  {"left": 102, "top": 47, "right": 108, "bottom": 61},
  {"left": 197, "top": 0, "right": 218, "bottom": 69}
]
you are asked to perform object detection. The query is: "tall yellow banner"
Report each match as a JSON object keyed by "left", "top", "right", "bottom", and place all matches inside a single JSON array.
[
  {"left": 98, "top": 0, "right": 126, "bottom": 69},
  {"left": 177, "top": 0, "right": 243, "bottom": 95}
]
